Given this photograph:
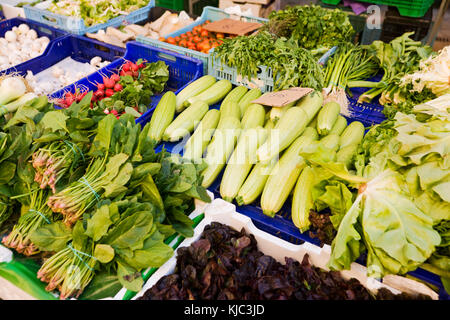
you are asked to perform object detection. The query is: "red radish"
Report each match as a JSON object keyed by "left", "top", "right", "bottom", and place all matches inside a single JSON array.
[
  {"left": 122, "top": 63, "right": 131, "bottom": 72},
  {"left": 97, "top": 83, "right": 105, "bottom": 91},
  {"left": 110, "top": 74, "right": 120, "bottom": 82},
  {"left": 105, "top": 89, "right": 115, "bottom": 97},
  {"left": 94, "top": 90, "right": 104, "bottom": 99},
  {"left": 132, "top": 71, "right": 139, "bottom": 78},
  {"left": 131, "top": 64, "right": 139, "bottom": 72},
  {"left": 111, "top": 109, "right": 118, "bottom": 115},
  {"left": 65, "top": 94, "right": 75, "bottom": 106},
  {"left": 137, "top": 63, "right": 145, "bottom": 69},
  {"left": 114, "top": 83, "right": 123, "bottom": 92},
  {"left": 103, "top": 77, "right": 115, "bottom": 89},
  {"left": 76, "top": 91, "right": 88, "bottom": 102}
]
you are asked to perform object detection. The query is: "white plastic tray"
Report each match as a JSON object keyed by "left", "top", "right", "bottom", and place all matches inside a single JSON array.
[{"left": 132, "top": 198, "right": 439, "bottom": 300}]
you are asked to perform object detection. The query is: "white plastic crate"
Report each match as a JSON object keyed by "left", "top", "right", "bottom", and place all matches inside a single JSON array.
[{"left": 130, "top": 198, "right": 439, "bottom": 300}]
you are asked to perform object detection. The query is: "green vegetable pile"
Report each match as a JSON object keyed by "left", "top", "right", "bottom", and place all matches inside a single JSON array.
[
  {"left": 297, "top": 99, "right": 449, "bottom": 293},
  {"left": 0, "top": 93, "right": 211, "bottom": 299},
  {"left": 263, "top": 4, "right": 355, "bottom": 50},
  {"left": 356, "top": 33, "right": 434, "bottom": 106},
  {"left": 47, "top": 0, "right": 150, "bottom": 26},
  {"left": 213, "top": 31, "right": 324, "bottom": 91}
]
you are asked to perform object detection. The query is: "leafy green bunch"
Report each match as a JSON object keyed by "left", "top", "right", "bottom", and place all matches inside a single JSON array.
[
  {"left": 264, "top": 4, "right": 355, "bottom": 50},
  {"left": 213, "top": 31, "right": 324, "bottom": 91}
]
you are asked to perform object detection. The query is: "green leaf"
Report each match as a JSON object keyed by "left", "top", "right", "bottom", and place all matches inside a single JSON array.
[
  {"left": 124, "top": 107, "right": 142, "bottom": 118},
  {"left": 123, "top": 240, "right": 173, "bottom": 270},
  {"left": 30, "top": 221, "right": 72, "bottom": 252},
  {"left": 116, "top": 260, "right": 143, "bottom": 292},
  {"left": 328, "top": 194, "right": 363, "bottom": 271},
  {"left": 0, "top": 161, "right": 16, "bottom": 184},
  {"left": 103, "top": 211, "right": 153, "bottom": 250},
  {"left": 169, "top": 180, "right": 192, "bottom": 193},
  {"left": 141, "top": 174, "right": 164, "bottom": 210},
  {"left": 78, "top": 271, "right": 122, "bottom": 300},
  {"left": 72, "top": 220, "right": 88, "bottom": 251},
  {"left": 41, "top": 110, "right": 69, "bottom": 132},
  {"left": 86, "top": 205, "right": 113, "bottom": 241},
  {"left": 102, "top": 153, "right": 129, "bottom": 182},
  {"left": 94, "top": 244, "right": 115, "bottom": 263}
]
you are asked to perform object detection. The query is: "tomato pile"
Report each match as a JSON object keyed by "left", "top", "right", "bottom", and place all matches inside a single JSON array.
[{"left": 159, "top": 21, "right": 227, "bottom": 54}]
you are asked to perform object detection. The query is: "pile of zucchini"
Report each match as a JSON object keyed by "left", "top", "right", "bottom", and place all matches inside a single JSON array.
[{"left": 147, "top": 75, "right": 365, "bottom": 221}]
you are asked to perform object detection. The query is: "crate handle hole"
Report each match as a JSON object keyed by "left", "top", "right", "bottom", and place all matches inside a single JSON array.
[
  {"left": 41, "top": 15, "right": 58, "bottom": 25},
  {"left": 37, "top": 26, "right": 53, "bottom": 36},
  {"left": 157, "top": 52, "right": 177, "bottom": 62}
]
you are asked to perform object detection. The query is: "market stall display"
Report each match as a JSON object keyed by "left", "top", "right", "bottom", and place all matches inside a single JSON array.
[{"left": 139, "top": 55, "right": 449, "bottom": 298}]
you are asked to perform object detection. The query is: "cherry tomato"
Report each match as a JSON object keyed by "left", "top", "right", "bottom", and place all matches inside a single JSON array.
[
  {"left": 192, "top": 36, "right": 201, "bottom": 43},
  {"left": 159, "top": 37, "right": 165, "bottom": 42},
  {"left": 174, "top": 36, "right": 181, "bottom": 43},
  {"left": 200, "top": 30, "right": 209, "bottom": 37},
  {"left": 180, "top": 33, "right": 187, "bottom": 39},
  {"left": 167, "top": 37, "right": 176, "bottom": 45},
  {"left": 216, "top": 33, "right": 224, "bottom": 39},
  {"left": 186, "top": 31, "right": 193, "bottom": 37},
  {"left": 179, "top": 39, "right": 187, "bottom": 47}
]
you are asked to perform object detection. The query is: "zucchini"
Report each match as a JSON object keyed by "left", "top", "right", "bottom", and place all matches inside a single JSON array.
[
  {"left": 163, "top": 100, "right": 209, "bottom": 142},
  {"left": 220, "top": 127, "right": 268, "bottom": 202},
  {"left": 339, "top": 121, "right": 365, "bottom": 149},
  {"left": 175, "top": 75, "right": 216, "bottom": 112},
  {"left": 235, "top": 158, "right": 277, "bottom": 206},
  {"left": 257, "top": 107, "right": 309, "bottom": 163},
  {"left": 147, "top": 91, "right": 176, "bottom": 143},
  {"left": 317, "top": 101, "right": 340, "bottom": 136},
  {"left": 260, "top": 128, "right": 319, "bottom": 217},
  {"left": 269, "top": 101, "right": 296, "bottom": 124},
  {"left": 291, "top": 166, "right": 315, "bottom": 231},
  {"left": 241, "top": 103, "right": 266, "bottom": 130},
  {"left": 183, "top": 109, "right": 221, "bottom": 162},
  {"left": 238, "top": 88, "right": 262, "bottom": 116},
  {"left": 329, "top": 115, "right": 348, "bottom": 136},
  {"left": 221, "top": 85, "right": 248, "bottom": 106},
  {"left": 296, "top": 90, "right": 323, "bottom": 122},
  {"left": 187, "top": 79, "right": 232, "bottom": 106},
  {"left": 201, "top": 116, "right": 241, "bottom": 188},
  {"left": 220, "top": 100, "right": 241, "bottom": 120}
]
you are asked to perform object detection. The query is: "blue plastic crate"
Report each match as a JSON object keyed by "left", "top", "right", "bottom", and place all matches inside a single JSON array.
[
  {"left": 0, "top": 17, "right": 67, "bottom": 72},
  {"left": 23, "top": 0, "right": 155, "bottom": 35},
  {"left": 2, "top": 34, "right": 126, "bottom": 86},
  {"left": 0, "top": 16, "right": 66, "bottom": 38},
  {"left": 136, "top": 6, "right": 268, "bottom": 75},
  {"left": 50, "top": 40, "right": 204, "bottom": 119}
]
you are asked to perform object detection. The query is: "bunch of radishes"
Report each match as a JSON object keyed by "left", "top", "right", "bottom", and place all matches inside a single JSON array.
[
  {"left": 58, "top": 90, "right": 90, "bottom": 109},
  {"left": 56, "top": 60, "right": 147, "bottom": 116},
  {"left": 92, "top": 73, "right": 123, "bottom": 103},
  {"left": 119, "top": 60, "right": 145, "bottom": 77}
]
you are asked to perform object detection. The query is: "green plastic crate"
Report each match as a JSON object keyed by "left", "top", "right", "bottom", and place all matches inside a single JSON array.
[
  {"left": 156, "top": 0, "right": 185, "bottom": 11},
  {"left": 321, "top": 0, "right": 435, "bottom": 18}
]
